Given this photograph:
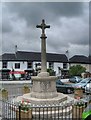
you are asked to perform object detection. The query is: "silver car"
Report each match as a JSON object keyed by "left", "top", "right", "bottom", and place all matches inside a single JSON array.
[
  {"left": 69, "top": 76, "right": 82, "bottom": 83},
  {"left": 73, "top": 78, "right": 91, "bottom": 90},
  {"left": 85, "top": 83, "right": 91, "bottom": 94}
]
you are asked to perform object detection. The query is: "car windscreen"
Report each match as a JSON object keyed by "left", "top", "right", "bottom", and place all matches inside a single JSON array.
[
  {"left": 80, "top": 78, "right": 89, "bottom": 83},
  {"left": 56, "top": 80, "right": 64, "bottom": 85}
]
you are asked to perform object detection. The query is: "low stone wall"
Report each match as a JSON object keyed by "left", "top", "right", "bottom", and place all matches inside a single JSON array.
[{"left": 0, "top": 81, "right": 32, "bottom": 98}]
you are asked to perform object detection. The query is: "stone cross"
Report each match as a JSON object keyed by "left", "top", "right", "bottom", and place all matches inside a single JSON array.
[
  {"left": 36, "top": 19, "right": 50, "bottom": 72},
  {"left": 36, "top": 19, "right": 50, "bottom": 34}
]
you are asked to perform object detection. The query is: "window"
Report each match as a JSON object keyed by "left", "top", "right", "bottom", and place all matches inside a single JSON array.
[
  {"left": 15, "top": 63, "right": 20, "bottom": 69},
  {"left": 49, "top": 62, "right": 54, "bottom": 69},
  {"left": 27, "top": 62, "right": 32, "bottom": 69},
  {"left": 63, "top": 63, "right": 67, "bottom": 69},
  {"left": 2, "top": 62, "right": 7, "bottom": 68}
]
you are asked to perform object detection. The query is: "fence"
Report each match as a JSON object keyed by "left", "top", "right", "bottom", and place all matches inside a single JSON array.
[{"left": 0, "top": 99, "right": 87, "bottom": 120}]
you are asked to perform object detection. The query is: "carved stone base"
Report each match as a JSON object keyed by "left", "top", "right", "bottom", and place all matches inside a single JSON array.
[
  {"left": 15, "top": 72, "right": 70, "bottom": 106},
  {"left": 31, "top": 72, "right": 58, "bottom": 99},
  {"left": 16, "top": 93, "right": 67, "bottom": 106}
]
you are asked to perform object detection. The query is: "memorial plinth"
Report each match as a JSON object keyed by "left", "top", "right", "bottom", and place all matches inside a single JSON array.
[
  {"left": 16, "top": 71, "right": 67, "bottom": 105},
  {"left": 31, "top": 75, "right": 58, "bottom": 99}
]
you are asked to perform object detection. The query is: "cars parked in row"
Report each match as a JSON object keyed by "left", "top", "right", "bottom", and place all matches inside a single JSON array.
[
  {"left": 69, "top": 76, "right": 82, "bottom": 83},
  {"left": 56, "top": 79, "right": 74, "bottom": 94},
  {"left": 73, "top": 77, "right": 91, "bottom": 91}
]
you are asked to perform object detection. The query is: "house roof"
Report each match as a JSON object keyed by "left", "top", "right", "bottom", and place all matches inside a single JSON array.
[
  {"left": 0, "top": 51, "right": 68, "bottom": 63},
  {"left": 0, "top": 53, "right": 16, "bottom": 61},
  {"left": 69, "top": 55, "right": 89, "bottom": 64},
  {"left": 46, "top": 53, "right": 68, "bottom": 62},
  {"left": 16, "top": 51, "right": 41, "bottom": 61}
]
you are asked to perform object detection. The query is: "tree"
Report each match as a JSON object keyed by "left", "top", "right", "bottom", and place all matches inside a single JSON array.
[{"left": 69, "top": 65, "right": 86, "bottom": 76}]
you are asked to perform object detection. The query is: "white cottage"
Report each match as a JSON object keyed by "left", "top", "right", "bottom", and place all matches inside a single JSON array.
[{"left": 0, "top": 51, "right": 69, "bottom": 79}]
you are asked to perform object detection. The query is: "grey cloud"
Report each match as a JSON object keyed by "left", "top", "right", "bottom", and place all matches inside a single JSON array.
[
  {"left": 2, "top": 21, "right": 12, "bottom": 33},
  {"left": 2, "top": 2, "right": 89, "bottom": 57},
  {"left": 2, "top": 4, "right": 13, "bottom": 33},
  {"left": 5, "top": 2, "right": 85, "bottom": 26}
]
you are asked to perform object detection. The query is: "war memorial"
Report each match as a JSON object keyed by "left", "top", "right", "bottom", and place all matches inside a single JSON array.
[
  {"left": 16, "top": 19, "right": 72, "bottom": 105},
  {"left": 13, "top": 20, "right": 74, "bottom": 118},
  {"left": 0, "top": 19, "right": 87, "bottom": 120}
]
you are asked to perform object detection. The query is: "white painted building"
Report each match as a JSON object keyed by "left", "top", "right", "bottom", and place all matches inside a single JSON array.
[
  {"left": 0, "top": 51, "right": 90, "bottom": 79},
  {"left": 0, "top": 51, "right": 69, "bottom": 79}
]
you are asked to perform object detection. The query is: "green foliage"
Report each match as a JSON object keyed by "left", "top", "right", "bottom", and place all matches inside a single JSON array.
[
  {"left": 47, "top": 68, "right": 55, "bottom": 76},
  {"left": 18, "top": 100, "right": 31, "bottom": 111},
  {"left": 69, "top": 65, "right": 86, "bottom": 76}
]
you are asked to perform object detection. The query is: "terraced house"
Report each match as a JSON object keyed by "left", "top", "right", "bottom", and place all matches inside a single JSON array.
[
  {"left": 0, "top": 51, "right": 69, "bottom": 79},
  {"left": 0, "top": 50, "right": 91, "bottom": 79}
]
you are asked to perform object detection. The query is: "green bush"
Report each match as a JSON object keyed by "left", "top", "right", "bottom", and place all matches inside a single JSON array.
[
  {"left": 47, "top": 69, "right": 55, "bottom": 76},
  {"left": 69, "top": 65, "right": 86, "bottom": 76}
]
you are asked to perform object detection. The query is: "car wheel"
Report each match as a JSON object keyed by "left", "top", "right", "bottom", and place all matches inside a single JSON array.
[{"left": 67, "top": 89, "right": 71, "bottom": 94}]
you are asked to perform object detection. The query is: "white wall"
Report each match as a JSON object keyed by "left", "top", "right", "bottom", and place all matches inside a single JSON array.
[
  {"left": 33, "top": 62, "right": 49, "bottom": 70},
  {"left": 33, "top": 61, "right": 41, "bottom": 70},
  {"left": 54, "top": 63, "right": 63, "bottom": 75},
  {"left": 8, "top": 61, "right": 27, "bottom": 71}
]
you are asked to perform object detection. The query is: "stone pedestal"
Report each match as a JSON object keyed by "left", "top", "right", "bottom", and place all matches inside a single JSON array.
[
  {"left": 16, "top": 72, "right": 68, "bottom": 106},
  {"left": 31, "top": 72, "right": 58, "bottom": 99}
]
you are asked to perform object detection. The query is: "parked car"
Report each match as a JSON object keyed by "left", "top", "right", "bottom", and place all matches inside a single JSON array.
[
  {"left": 9, "top": 73, "right": 21, "bottom": 80},
  {"left": 85, "top": 83, "right": 91, "bottom": 94},
  {"left": 69, "top": 76, "right": 82, "bottom": 83},
  {"left": 73, "top": 78, "right": 91, "bottom": 90},
  {"left": 56, "top": 79, "right": 74, "bottom": 94}
]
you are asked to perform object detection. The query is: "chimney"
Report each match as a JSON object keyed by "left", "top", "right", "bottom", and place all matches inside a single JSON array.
[
  {"left": 15, "top": 45, "right": 17, "bottom": 54},
  {"left": 65, "top": 50, "right": 69, "bottom": 61},
  {"left": 15, "top": 45, "right": 18, "bottom": 58}
]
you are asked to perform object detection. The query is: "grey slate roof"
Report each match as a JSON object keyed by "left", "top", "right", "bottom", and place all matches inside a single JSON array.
[
  {"left": 69, "top": 55, "right": 89, "bottom": 64},
  {"left": 0, "top": 51, "right": 68, "bottom": 63},
  {"left": 47, "top": 53, "right": 68, "bottom": 62},
  {"left": 0, "top": 53, "right": 16, "bottom": 61},
  {"left": 16, "top": 51, "right": 41, "bottom": 61}
]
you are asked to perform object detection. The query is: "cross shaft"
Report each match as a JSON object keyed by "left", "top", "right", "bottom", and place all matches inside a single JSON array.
[{"left": 36, "top": 19, "right": 50, "bottom": 72}]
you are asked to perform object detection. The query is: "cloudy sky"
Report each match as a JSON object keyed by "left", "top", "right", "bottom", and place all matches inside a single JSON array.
[{"left": 1, "top": 2, "right": 89, "bottom": 57}]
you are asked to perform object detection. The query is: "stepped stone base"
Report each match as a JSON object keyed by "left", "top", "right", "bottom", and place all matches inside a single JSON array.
[
  {"left": 15, "top": 73, "right": 69, "bottom": 106},
  {"left": 14, "top": 93, "right": 74, "bottom": 119},
  {"left": 16, "top": 93, "right": 67, "bottom": 106}
]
